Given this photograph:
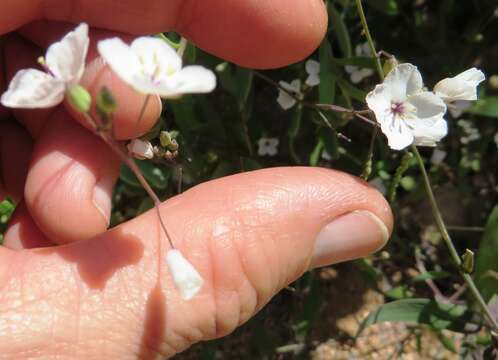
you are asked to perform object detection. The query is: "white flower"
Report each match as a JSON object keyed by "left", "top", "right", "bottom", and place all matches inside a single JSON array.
[
  {"left": 430, "top": 148, "right": 447, "bottom": 165},
  {"left": 166, "top": 249, "right": 204, "bottom": 300},
  {"left": 257, "top": 137, "right": 279, "bottom": 156},
  {"left": 305, "top": 59, "right": 320, "bottom": 87},
  {"left": 127, "top": 139, "right": 154, "bottom": 160},
  {"left": 98, "top": 37, "right": 216, "bottom": 98},
  {"left": 434, "top": 68, "right": 485, "bottom": 103},
  {"left": 1, "top": 23, "right": 89, "bottom": 109},
  {"left": 321, "top": 149, "right": 332, "bottom": 161},
  {"left": 345, "top": 43, "right": 375, "bottom": 84},
  {"left": 277, "top": 79, "right": 301, "bottom": 110},
  {"left": 366, "top": 63, "right": 448, "bottom": 150}
]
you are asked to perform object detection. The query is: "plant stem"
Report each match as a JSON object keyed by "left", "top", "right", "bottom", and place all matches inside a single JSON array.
[
  {"left": 82, "top": 112, "right": 175, "bottom": 249},
  {"left": 412, "top": 145, "right": 498, "bottom": 331},
  {"left": 177, "top": 37, "right": 188, "bottom": 58},
  {"left": 354, "top": 0, "right": 384, "bottom": 80}
]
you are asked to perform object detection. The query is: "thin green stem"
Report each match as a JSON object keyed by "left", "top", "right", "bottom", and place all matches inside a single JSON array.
[
  {"left": 354, "top": 0, "right": 384, "bottom": 80},
  {"left": 412, "top": 145, "right": 498, "bottom": 331},
  {"left": 177, "top": 37, "right": 188, "bottom": 58}
]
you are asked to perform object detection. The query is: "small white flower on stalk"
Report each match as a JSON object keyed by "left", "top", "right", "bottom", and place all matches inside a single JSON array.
[
  {"left": 366, "top": 63, "right": 448, "bottom": 151},
  {"left": 305, "top": 59, "right": 320, "bottom": 87},
  {"left": 257, "top": 137, "right": 279, "bottom": 156},
  {"left": 1, "top": 23, "right": 89, "bottom": 109},
  {"left": 345, "top": 43, "right": 375, "bottom": 84},
  {"left": 166, "top": 250, "right": 204, "bottom": 300},
  {"left": 434, "top": 68, "right": 485, "bottom": 103},
  {"left": 97, "top": 37, "right": 216, "bottom": 98},
  {"left": 127, "top": 139, "right": 154, "bottom": 160},
  {"left": 277, "top": 79, "right": 301, "bottom": 110}
]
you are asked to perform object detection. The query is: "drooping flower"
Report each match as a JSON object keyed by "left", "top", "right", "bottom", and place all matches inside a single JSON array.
[
  {"left": 1, "top": 23, "right": 89, "bottom": 109},
  {"left": 127, "top": 139, "right": 154, "bottom": 160},
  {"left": 277, "top": 79, "right": 301, "bottom": 110},
  {"left": 366, "top": 63, "right": 447, "bottom": 150},
  {"left": 305, "top": 59, "right": 320, "bottom": 87},
  {"left": 257, "top": 137, "right": 279, "bottom": 156},
  {"left": 345, "top": 43, "right": 375, "bottom": 84},
  {"left": 97, "top": 37, "right": 216, "bottom": 98},
  {"left": 166, "top": 249, "right": 204, "bottom": 300},
  {"left": 434, "top": 68, "right": 485, "bottom": 103}
]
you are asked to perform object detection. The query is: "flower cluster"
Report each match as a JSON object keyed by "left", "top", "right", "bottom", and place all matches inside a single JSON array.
[
  {"left": 366, "top": 64, "right": 484, "bottom": 150},
  {"left": 277, "top": 59, "right": 320, "bottom": 110},
  {"left": 0, "top": 23, "right": 213, "bottom": 301}
]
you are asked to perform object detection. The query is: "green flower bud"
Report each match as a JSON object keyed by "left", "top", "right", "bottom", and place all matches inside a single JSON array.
[
  {"left": 67, "top": 85, "right": 91, "bottom": 113},
  {"left": 96, "top": 87, "right": 117, "bottom": 116},
  {"left": 461, "top": 249, "right": 474, "bottom": 274},
  {"left": 160, "top": 131, "right": 179, "bottom": 151}
]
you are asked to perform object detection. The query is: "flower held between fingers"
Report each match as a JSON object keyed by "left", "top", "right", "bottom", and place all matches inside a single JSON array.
[
  {"left": 1, "top": 24, "right": 89, "bottom": 109},
  {"left": 97, "top": 37, "right": 216, "bottom": 98},
  {"left": 166, "top": 250, "right": 204, "bottom": 300}
]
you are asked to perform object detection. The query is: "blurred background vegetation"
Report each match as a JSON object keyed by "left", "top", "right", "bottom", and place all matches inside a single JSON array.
[{"left": 2, "top": 0, "right": 498, "bottom": 358}]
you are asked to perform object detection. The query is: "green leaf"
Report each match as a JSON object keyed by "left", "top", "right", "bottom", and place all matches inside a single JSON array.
[
  {"left": 309, "top": 140, "right": 324, "bottom": 166},
  {"left": 475, "top": 205, "right": 498, "bottom": 302},
  {"left": 288, "top": 104, "right": 303, "bottom": 139},
  {"left": 120, "top": 161, "right": 170, "bottom": 190},
  {"left": 412, "top": 271, "right": 451, "bottom": 282},
  {"left": 434, "top": 329, "right": 458, "bottom": 353},
  {"left": 318, "top": 127, "right": 339, "bottom": 160},
  {"left": 366, "top": 0, "right": 399, "bottom": 15},
  {"left": 234, "top": 67, "right": 254, "bottom": 112},
  {"left": 0, "top": 199, "right": 15, "bottom": 217},
  {"left": 357, "top": 299, "right": 481, "bottom": 336},
  {"left": 319, "top": 40, "right": 336, "bottom": 104},
  {"left": 337, "top": 78, "right": 367, "bottom": 102},
  {"left": 467, "top": 96, "right": 498, "bottom": 118},
  {"left": 328, "top": 4, "right": 352, "bottom": 58}
]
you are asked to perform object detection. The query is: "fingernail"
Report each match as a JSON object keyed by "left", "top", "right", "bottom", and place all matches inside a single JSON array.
[
  {"left": 310, "top": 211, "right": 389, "bottom": 269},
  {"left": 93, "top": 178, "right": 113, "bottom": 227}
]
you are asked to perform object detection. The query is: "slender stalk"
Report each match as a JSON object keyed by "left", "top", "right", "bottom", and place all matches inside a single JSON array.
[
  {"left": 82, "top": 112, "right": 175, "bottom": 249},
  {"left": 354, "top": 0, "right": 384, "bottom": 80},
  {"left": 412, "top": 145, "right": 498, "bottom": 331}
]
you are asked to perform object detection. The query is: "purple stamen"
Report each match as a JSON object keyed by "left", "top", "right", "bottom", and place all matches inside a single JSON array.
[{"left": 391, "top": 102, "right": 405, "bottom": 115}]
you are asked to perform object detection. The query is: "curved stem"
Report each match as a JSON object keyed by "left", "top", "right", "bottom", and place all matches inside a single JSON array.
[
  {"left": 354, "top": 0, "right": 384, "bottom": 81},
  {"left": 412, "top": 145, "right": 498, "bottom": 331}
]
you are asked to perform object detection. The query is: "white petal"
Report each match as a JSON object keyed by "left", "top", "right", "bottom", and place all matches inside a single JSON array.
[
  {"left": 350, "top": 70, "right": 364, "bottom": 84},
  {"left": 98, "top": 38, "right": 143, "bottom": 87},
  {"left": 380, "top": 115, "right": 414, "bottom": 150},
  {"left": 430, "top": 149, "right": 447, "bottom": 165},
  {"left": 305, "top": 73, "right": 320, "bottom": 87},
  {"left": 277, "top": 80, "right": 300, "bottom": 110},
  {"left": 166, "top": 250, "right": 204, "bottom": 300},
  {"left": 305, "top": 59, "right": 320, "bottom": 76},
  {"left": 412, "top": 117, "right": 448, "bottom": 147},
  {"left": 127, "top": 139, "right": 154, "bottom": 160},
  {"left": 1, "top": 69, "right": 65, "bottom": 108},
  {"left": 383, "top": 63, "right": 424, "bottom": 101},
  {"left": 46, "top": 23, "right": 89, "bottom": 86},
  {"left": 155, "top": 66, "right": 216, "bottom": 97},
  {"left": 366, "top": 84, "right": 392, "bottom": 116},
  {"left": 434, "top": 68, "right": 485, "bottom": 102},
  {"left": 407, "top": 91, "right": 447, "bottom": 120},
  {"left": 344, "top": 65, "right": 357, "bottom": 75},
  {"left": 131, "top": 37, "right": 182, "bottom": 78}
]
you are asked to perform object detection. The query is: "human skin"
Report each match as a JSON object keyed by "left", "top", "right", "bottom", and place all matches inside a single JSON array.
[{"left": 0, "top": 1, "right": 393, "bottom": 359}]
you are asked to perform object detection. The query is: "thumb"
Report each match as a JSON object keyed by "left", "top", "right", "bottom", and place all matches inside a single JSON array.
[{"left": 0, "top": 167, "right": 392, "bottom": 359}]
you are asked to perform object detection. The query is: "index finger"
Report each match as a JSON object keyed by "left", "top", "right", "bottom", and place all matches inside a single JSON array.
[{"left": 1, "top": 0, "right": 327, "bottom": 68}]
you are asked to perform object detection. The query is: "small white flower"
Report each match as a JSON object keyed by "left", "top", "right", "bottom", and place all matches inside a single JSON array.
[
  {"left": 166, "top": 249, "right": 204, "bottom": 300},
  {"left": 277, "top": 79, "right": 301, "bottom": 110},
  {"left": 98, "top": 37, "right": 216, "bottom": 98},
  {"left": 1, "top": 23, "right": 89, "bottom": 109},
  {"left": 345, "top": 43, "right": 375, "bottom": 84},
  {"left": 127, "top": 139, "right": 154, "bottom": 160},
  {"left": 257, "top": 137, "right": 279, "bottom": 156},
  {"left": 321, "top": 149, "right": 332, "bottom": 161},
  {"left": 366, "top": 63, "right": 448, "bottom": 150},
  {"left": 430, "top": 148, "right": 447, "bottom": 165},
  {"left": 305, "top": 59, "right": 320, "bottom": 87},
  {"left": 434, "top": 68, "right": 485, "bottom": 103}
]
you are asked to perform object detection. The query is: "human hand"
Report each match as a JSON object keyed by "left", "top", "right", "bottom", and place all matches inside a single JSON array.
[{"left": 0, "top": 1, "right": 393, "bottom": 358}]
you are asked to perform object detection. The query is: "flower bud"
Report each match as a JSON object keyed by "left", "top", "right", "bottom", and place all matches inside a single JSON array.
[
  {"left": 127, "top": 139, "right": 154, "bottom": 160},
  {"left": 166, "top": 249, "right": 204, "bottom": 300},
  {"left": 160, "top": 131, "right": 179, "bottom": 151},
  {"left": 461, "top": 249, "right": 474, "bottom": 274},
  {"left": 96, "top": 87, "right": 117, "bottom": 116},
  {"left": 67, "top": 85, "right": 92, "bottom": 113},
  {"left": 382, "top": 57, "right": 398, "bottom": 77}
]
